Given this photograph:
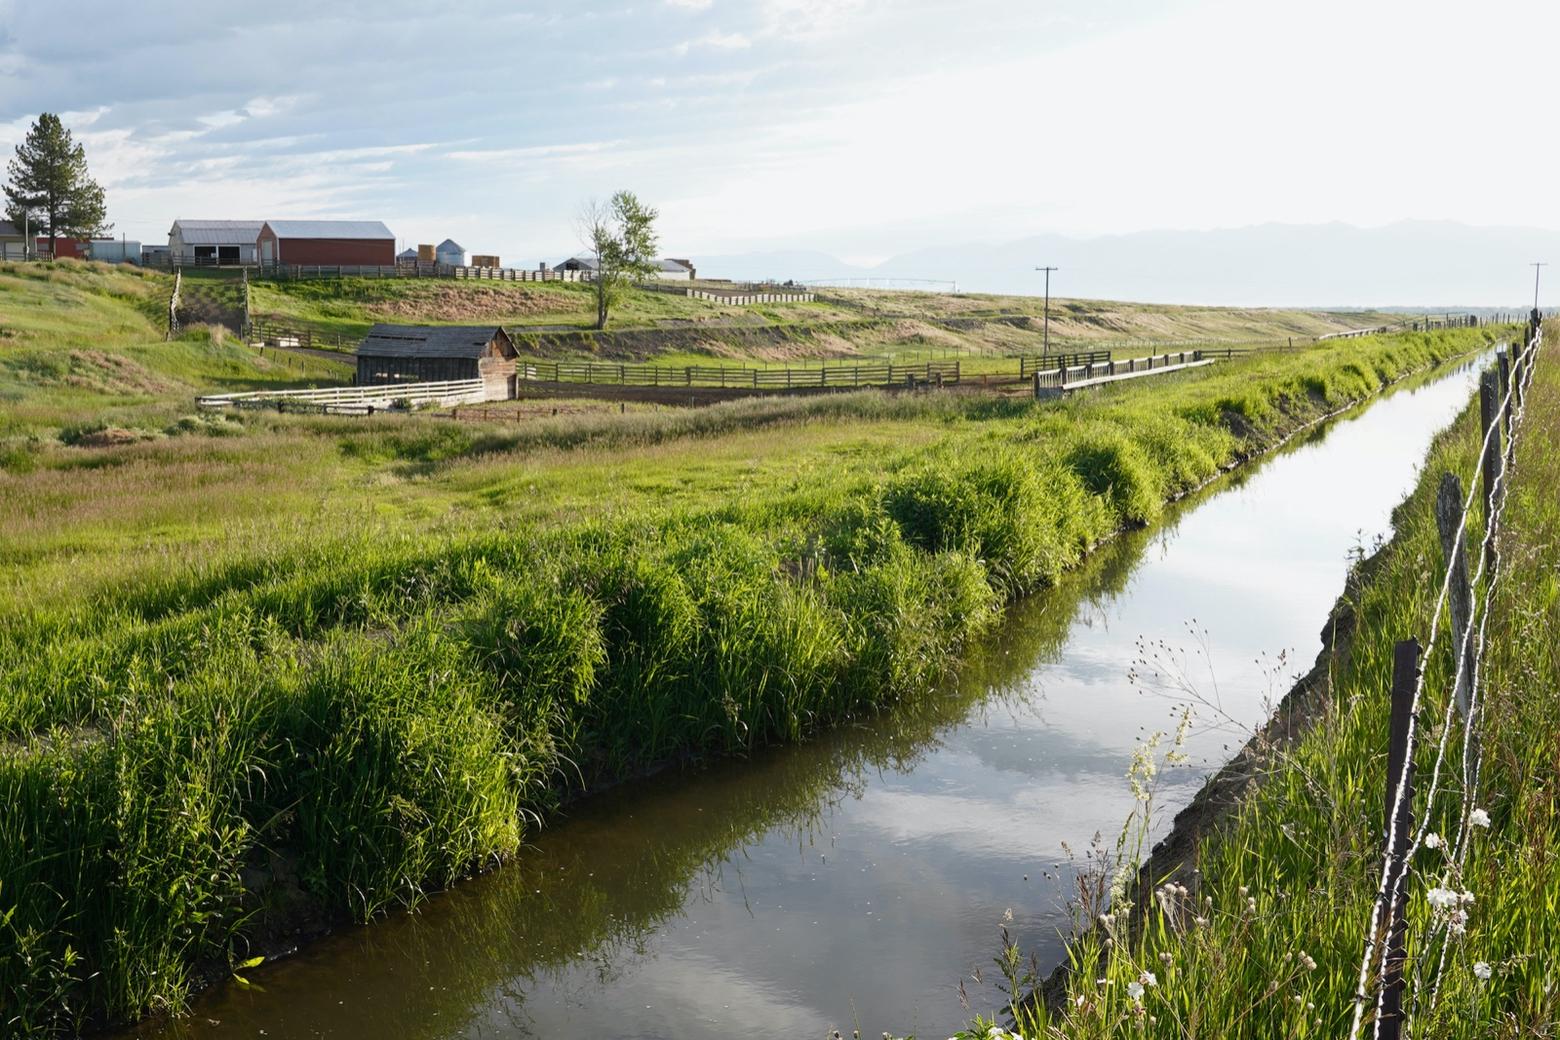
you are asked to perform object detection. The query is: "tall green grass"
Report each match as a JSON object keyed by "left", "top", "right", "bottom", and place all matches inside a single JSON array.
[
  {"left": 0, "top": 326, "right": 1502, "bottom": 1035},
  {"left": 993, "top": 335, "right": 1559, "bottom": 1039}
]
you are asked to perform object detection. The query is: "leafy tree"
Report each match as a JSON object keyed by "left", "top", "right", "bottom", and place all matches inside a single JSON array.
[
  {"left": 4, "top": 113, "right": 110, "bottom": 258},
  {"left": 577, "top": 190, "right": 659, "bottom": 329}
]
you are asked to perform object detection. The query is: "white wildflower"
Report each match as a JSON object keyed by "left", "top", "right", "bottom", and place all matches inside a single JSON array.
[
  {"left": 1127, "top": 980, "right": 1145, "bottom": 1002},
  {"left": 1426, "top": 887, "right": 1459, "bottom": 910},
  {"left": 1139, "top": 970, "right": 1157, "bottom": 988},
  {"left": 1424, "top": 832, "right": 1444, "bottom": 849},
  {"left": 1469, "top": 808, "right": 1491, "bottom": 828},
  {"left": 1473, "top": 961, "right": 1492, "bottom": 980}
]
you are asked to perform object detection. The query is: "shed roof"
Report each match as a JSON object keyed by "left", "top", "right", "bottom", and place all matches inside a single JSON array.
[
  {"left": 436, "top": 238, "right": 464, "bottom": 252},
  {"left": 264, "top": 220, "right": 394, "bottom": 240},
  {"left": 171, "top": 219, "right": 264, "bottom": 245},
  {"left": 656, "top": 258, "right": 693, "bottom": 272},
  {"left": 356, "top": 323, "right": 512, "bottom": 359}
]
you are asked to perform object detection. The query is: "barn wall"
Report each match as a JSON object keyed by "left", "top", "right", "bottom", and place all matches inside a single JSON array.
[
  {"left": 478, "top": 356, "right": 517, "bottom": 400},
  {"left": 356, "top": 355, "right": 479, "bottom": 386},
  {"left": 276, "top": 237, "right": 396, "bottom": 265}
]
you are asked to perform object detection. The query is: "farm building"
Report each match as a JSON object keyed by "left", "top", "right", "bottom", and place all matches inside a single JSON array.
[
  {"left": 169, "top": 220, "right": 263, "bottom": 264},
  {"left": 87, "top": 239, "right": 142, "bottom": 264},
  {"left": 258, "top": 220, "right": 396, "bottom": 266},
  {"left": 0, "top": 221, "right": 25, "bottom": 260},
  {"left": 435, "top": 238, "right": 466, "bottom": 266},
  {"left": 554, "top": 255, "right": 695, "bottom": 279},
  {"left": 656, "top": 257, "right": 696, "bottom": 280},
  {"left": 355, "top": 324, "right": 518, "bottom": 396},
  {"left": 36, "top": 237, "right": 93, "bottom": 259},
  {"left": 397, "top": 247, "right": 418, "bottom": 263}
]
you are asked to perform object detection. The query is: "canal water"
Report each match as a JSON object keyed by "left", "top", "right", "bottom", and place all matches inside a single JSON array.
[{"left": 128, "top": 355, "right": 1490, "bottom": 1040}]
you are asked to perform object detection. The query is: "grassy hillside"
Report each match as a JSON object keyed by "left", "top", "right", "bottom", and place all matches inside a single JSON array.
[
  {"left": 0, "top": 262, "right": 348, "bottom": 443},
  {"left": 247, "top": 274, "right": 1402, "bottom": 361}
]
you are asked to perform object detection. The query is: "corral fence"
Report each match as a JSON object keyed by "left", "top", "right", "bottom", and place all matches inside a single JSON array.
[
  {"left": 633, "top": 280, "right": 816, "bottom": 305},
  {"left": 517, "top": 359, "right": 963, "bottom": 389},
  {"left": 246, "top": 315, "right": 360, "bottom": 353},
  {"left": 196, "top": 378, "right": 490, "bottom": 416},
  {"left": 1348, "top": 315, "right": 1544, "bottom": 1040},
  {"left": 140, "top": 254, "right": 594, "bottom": 283}
]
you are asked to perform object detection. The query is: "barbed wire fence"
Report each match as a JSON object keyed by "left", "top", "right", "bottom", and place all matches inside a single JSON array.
[{"left": 1346, "top": 315, "right": 1545, "bottom": 1040}]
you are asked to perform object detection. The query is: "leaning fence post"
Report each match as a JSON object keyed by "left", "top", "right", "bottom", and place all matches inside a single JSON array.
[
  {"left": 1497, "top": 349, "right": 1514, "bottom": 460},
  {"left": 1478, "top": 369, "right": 1503, "bottom": 576},
  {"left": 1434, "top": 474, "right": 1474, "bottom": 718},
  {"left": 1376, "top": 638, "right": 1420, "bottom": 1040}
]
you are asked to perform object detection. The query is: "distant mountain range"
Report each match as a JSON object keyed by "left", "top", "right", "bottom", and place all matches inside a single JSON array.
[{"left": 692, "top": 221, "right": 1560, "bottom": 309}]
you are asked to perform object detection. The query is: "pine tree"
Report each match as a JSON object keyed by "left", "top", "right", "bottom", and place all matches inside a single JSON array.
[{"left": 4, "top": 113, "right": 110, "bottom": 258}]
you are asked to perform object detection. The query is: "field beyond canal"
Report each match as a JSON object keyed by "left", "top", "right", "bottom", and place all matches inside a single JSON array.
[{"left": 0, "top": 262, "right": 1507, "bottom": 1036}]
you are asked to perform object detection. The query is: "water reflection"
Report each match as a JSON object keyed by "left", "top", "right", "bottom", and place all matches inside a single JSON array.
[{"left": 129, "top": 355, "right": 1488, "bottom": 1040}]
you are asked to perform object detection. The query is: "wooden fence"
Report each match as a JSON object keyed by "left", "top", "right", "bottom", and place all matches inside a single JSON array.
[
  {"left": 517, "top": 359, "right": 963, "bottom": 389},
  {"left": 1030, "top": 350, "right": 1208, "bottom": 391},
  {"left": 196, "top": 378, "right": 490, "bottom": 416},
  {"left": 1016, "top": 350, "right": 1112, "bottom": 377}
]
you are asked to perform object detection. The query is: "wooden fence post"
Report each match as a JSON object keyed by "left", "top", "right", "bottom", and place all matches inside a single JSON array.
[
  {"left": 1434, "top": 474, "right": 1474, "bottom": 718},
  {"left": 1498, "top": 349, "right": 1514, "bottom": 463},
  {"left": 1478, "top": 369, "right": 1503, "bottom": 576},
  {"left": 1376, "top": 637, "right": 1420, "bottom": 1040}
]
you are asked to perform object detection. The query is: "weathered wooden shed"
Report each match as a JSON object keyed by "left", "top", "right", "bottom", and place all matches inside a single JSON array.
[{"left": 355, "top": 324, "right": 518, "bottom": 398}]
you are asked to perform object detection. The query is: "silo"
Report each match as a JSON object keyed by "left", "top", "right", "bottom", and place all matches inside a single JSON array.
[{"left": 435, "top": 238, "right": 467, "bottom": 267}]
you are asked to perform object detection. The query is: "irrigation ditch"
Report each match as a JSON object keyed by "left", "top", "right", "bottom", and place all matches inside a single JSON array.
[{"left": 1017, "top": 322, "right": 1546, "bottom": 1039}]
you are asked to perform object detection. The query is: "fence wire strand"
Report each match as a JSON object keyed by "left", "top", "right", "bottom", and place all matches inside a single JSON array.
[{"left": 1348, "top": 327, "right": 1544, "bottom": 1040}]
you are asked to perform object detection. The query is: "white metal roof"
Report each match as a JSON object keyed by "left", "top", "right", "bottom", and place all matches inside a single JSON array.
[
  {"left": 171, "top": 220, "right": 264, "bottom": 245},
  {"left": 436, "top": 238, "right": 464, "bottom": 252},
  {"left": 264, "top": 220, "right": 394, "bottom": 240}
]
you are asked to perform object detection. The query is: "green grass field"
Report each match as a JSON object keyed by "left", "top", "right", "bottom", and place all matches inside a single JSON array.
[{"left": 0, "top": 258, "right": 1509, "bottom": 1036}]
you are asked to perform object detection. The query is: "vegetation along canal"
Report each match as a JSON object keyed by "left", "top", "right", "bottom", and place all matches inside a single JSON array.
[{"left": 122, "top": 353, "right": 1494, "bottom": 1040}]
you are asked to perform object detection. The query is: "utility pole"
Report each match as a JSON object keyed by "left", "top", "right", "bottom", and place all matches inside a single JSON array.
[
  {"left": 1035, "top": 266, "right": 1059, "bottom": 354},
  {"left": 1532, "top": 262, "right": 1547, "bottom": 313}
]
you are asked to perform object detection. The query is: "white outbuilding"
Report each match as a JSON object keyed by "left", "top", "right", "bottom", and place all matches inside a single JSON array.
[
  {"left": 435, "top": 238, "right": 467, "bottom": 267},
  {"left": 168, "top": 220, "right": 264, "bottom": 265}
]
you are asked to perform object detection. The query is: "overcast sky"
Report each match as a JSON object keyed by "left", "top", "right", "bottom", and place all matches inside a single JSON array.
[{"left": 1, "top": 0, "right": 1556, "bottom": 272}]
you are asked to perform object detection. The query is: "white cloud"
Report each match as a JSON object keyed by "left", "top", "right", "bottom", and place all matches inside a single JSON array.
[
  {"left": 673, "top": 30, "right": 751, "bottom": 55},
  {"left": 664, "top": 0, "right": 714, "bottom": 8}
]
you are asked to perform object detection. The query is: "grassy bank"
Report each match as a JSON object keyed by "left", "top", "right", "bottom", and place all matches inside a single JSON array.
[
  {"left": 0, "top": 271, "right": 1502, "bottom": 1034},
  {"left": 998, "top": 334, "right": 1556, "bottom": 1038},
  {"left": 246, "top": 271, "right": 1398, "bottom": 361}
]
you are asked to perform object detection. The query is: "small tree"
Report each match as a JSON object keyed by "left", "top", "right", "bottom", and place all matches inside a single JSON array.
[
  {"left": 4, "top": 113, "right": 110, "bottom": 259},
  {"left": 578, "top": 190, "right": 659, "bottom": 330}
]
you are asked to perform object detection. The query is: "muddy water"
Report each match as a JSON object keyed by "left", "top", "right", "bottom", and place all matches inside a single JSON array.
[{"left": 128, "top": 356, "right": 1490, "bottom": 1040}]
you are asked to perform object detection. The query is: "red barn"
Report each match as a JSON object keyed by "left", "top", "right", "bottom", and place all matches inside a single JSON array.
[
  {"left": 37, "top": 237, "right": 92, "bottom": 259},
  {"left": 257, "top": 220, "right": 395, "bottom": 266}
]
